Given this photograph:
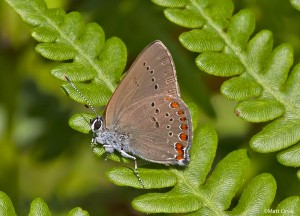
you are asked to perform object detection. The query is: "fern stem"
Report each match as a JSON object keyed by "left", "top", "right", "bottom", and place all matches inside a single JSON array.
[
  {"left": 173, "top": 169, "right": 225, "bottom": 215},
  {"left": 190, "top": 0, "right": 299, "bottom": 116}
]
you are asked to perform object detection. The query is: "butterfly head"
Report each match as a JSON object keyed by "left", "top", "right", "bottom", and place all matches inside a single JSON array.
[{"left": 90, "top": 116, "right": 104, "bottom": 133}]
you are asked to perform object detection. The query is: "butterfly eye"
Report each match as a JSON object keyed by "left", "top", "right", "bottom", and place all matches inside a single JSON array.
[{"left": 91, "top": 117, "right": 102, "bottom": 131}]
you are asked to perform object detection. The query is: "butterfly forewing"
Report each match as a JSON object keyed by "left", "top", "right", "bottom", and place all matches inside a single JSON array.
[{"left": 105, "top": 40, "right": 180, "bottom": 129}]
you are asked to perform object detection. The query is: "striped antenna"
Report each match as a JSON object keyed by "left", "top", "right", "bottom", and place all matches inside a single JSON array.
[{"left": 65, "top": 76, "right": 98, "bottom": 117}]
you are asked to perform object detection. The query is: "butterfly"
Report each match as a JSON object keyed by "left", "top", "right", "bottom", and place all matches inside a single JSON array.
[{"left": 66, "top": 40, "right": 192, "bottom": 187}]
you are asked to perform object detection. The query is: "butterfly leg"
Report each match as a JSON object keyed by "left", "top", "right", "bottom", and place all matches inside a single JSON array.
[
  {"left": 103, "top": 144, "right": 115, "bottom": 161},
  {"left": 119, "top": 150, "right": 145, "bottom": 188},
  {"left": 91, "top": 135, "right": 114, "bottom": 160},
  {"left": 90, "top": 136, "right": 97, "bottom": 154}
]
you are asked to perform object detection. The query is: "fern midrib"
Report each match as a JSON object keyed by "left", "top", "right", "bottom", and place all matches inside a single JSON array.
[
  {"left": 190, "top": 0, "right": 300, "bottom": 116},
  {"left": 33, "top": 4, "right": 115, "bottom": 93},
  {"left": 172, "top": 169, "right": 226, "bottom": 215}
]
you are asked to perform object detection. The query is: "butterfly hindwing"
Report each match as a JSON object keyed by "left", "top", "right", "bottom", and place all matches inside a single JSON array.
[{"left": 116, "top": 94, "right": 192, "bottom": 165}]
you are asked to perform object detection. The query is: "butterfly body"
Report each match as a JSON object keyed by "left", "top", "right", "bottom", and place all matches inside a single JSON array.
[{"left": 91, "top": 117, "right": 130, "bottom": 155}]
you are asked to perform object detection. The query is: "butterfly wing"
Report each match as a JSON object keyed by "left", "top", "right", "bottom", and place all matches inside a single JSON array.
[
  {"left": 104, "top": 40, "right": 180, "bottom": 129},
  {"left": 104, "top": 40, "right": 192, "bottom": 164},
  {"left": 117, "top": 95, "right": 192, "bottom": 165}
]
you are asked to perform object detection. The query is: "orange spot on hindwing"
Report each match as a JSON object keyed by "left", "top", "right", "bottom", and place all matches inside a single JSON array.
[
  {"left": 165, "top": 96, "right": 172, "bottom": 101},
  {"left": 177, "top": 110, "right": 184, "bottom": 115},
  {"left": 179, "top": 133, "right": 188, "bottom": 141},
  {"left": 175, "top": 143, "right": 184, "bottom": 160},
  {"left": 170, "top": 101, "right": 179, "bottom": 108},
  {"left": 180, "top": 124, "right": 188, "bottom": 130},
  {"left": 180, "top": 117, "right": 187, "bottom": 122}
]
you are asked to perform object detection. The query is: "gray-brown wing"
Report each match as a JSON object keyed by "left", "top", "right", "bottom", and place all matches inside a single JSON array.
[
  {"left": 105, "top": 40, "right": 180, "bottom": 130},
  {"left": 117, "top": 95, "right": 192, "bottom": 165}
]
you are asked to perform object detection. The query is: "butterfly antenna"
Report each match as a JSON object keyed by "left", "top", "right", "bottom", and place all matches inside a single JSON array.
[{"left": 65, "top": 76, "right": 98, "bottom": 117}]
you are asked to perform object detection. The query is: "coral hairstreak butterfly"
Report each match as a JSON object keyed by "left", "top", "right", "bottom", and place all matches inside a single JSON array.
[{"left": 66, "top": 40, "right": 192, "bottom": 187}]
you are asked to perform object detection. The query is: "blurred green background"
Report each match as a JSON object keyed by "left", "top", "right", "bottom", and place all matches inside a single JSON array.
[{"left": 0, "top": 0, "right": 299, "bottom": 215}]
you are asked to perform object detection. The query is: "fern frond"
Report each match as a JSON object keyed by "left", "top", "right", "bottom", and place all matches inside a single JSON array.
[
  {"left": 5, "top": 0, "right": 127, "bottom": 107},
  {"left": 1, "top": 188, "right": 299, "bottom": 215},
  {"left": 4, "top": 0, "right": 129, "bottom": 164},
  {"left": 106, "top": 124, "right": 300, "bottom": 214},
  {"left": 152, "top": 0, "right": 300, "bottom": 170}
]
